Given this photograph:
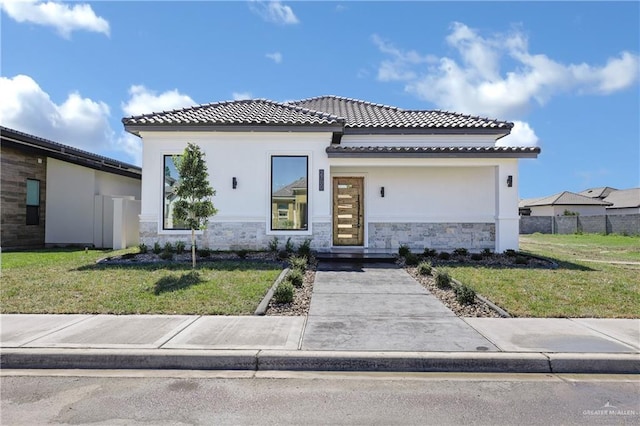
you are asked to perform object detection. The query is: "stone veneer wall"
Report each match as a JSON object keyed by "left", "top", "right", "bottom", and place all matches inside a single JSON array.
[
  {"left": 140, "top": 221, "right": 332, "bottom": 251},
  {"left": 368, "top": 222, "right": 495, "bottom": 251},
  {"left": 1, "top": 145, "right": 47, "bottom": 249}
]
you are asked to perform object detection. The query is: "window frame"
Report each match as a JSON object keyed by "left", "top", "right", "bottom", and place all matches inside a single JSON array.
[
  {"left": 25, "top": 178, "right": 40, "bottom": 226},
  {"left": 269, "top": 154, "right": 311, "bottom": 234}
]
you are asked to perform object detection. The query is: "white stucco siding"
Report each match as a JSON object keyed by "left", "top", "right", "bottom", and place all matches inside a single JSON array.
[
  {"left": 530, "top": 205, "right": 608, "bottom": 216},
  {"left": 138, "top": 131, "right": 333, "bottom": 234},
  {"left": 94, "top": 171, "right": 141, "bottom": 199},
  {"left": 331, "top": 166, "right": 496, "bottom": 222},
  {"left": 45, "top": 158, "right": 97, "bottom": 245}
]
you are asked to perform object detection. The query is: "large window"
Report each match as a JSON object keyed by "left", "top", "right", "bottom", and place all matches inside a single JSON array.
[
  {"left": 271, "top": 156, "right": 308, "bottom": 231},
  {"left": 26, "top": 179, "right": 40, "bottom": 225},
  {"left": 163, "top": 155, "right": 188, "bottom": 230}
]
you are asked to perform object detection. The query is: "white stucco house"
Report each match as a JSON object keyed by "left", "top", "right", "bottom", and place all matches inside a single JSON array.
[{"left": 123, "top": 96, "right": 539, "bottom": 253}]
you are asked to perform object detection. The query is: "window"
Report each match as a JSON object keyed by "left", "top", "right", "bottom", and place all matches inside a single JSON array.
[
  {"left": 163, "top": 155, "right": 188, "bottom": 230},
  {"left": 26, "top": 179, "right": 40, "bottom": 225},
  {"left": 271, "top": 156, "right": 308, "bottom": 231}
]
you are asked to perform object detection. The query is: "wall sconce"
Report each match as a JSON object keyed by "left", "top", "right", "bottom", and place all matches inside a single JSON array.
[
  {"left": 380, "top": 186, "right": 385, "bottom": 197},
  {"left": 232, "top": 177, "right": 238, "bottom": 189},
  {"left": 507, "top": 175, "right": 513, "bottom": 187}
]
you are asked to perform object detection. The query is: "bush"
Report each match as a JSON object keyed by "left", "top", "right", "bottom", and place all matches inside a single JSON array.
[
  {"left": 417, "top": 261, "right": 432, "bottom": 276},
  {"left": 152, "top": 242, "right": 162, "bottom": 254},
  {"left": 285, "top": 237, "right": 295, "bottom": 253},
  {"left": 175, "top": 241, "right": 186, "bottom": 255},
  {"left": 236, "top": 249, "right": 248, "bottom": 259},
  {"left": 298, "top": 238, "right": 312, "bottom": 257},
  {"left": 198, "top": 248, "right": 211, "bottom": 258},
  {"left": 138, "top": 243, "right": 148, "bottom": 254},
  {"left": 164, "top": 241, "right": 174, "bottom": 253},
  {"left": 453, "top": 248, "right": 468, "bottom": 256},
  {"left": 274, "top": 281, "right": 294, "bottom": 304},
  {"left": 277, "top": 250, "right": 289, "bottom": 261},
  {"left": 470, "top": 253, "right": 483, "bottom": 261},
  {"left": 159, "top": 251, "right": 173, "bottom": 261},
  {"left": 289, "top": 255, "right": 308, "bottom": 272},
  {"left": 504, "top": 249, "right": 517, "bottom": 257},
  {"left": 435, "top": 270, "right": 451, "bottom": 289},
  {"left": 481, "top": 248, "right": 493, "bottom": 257},
  {"left": 455, "top": 284, "right": 476, "bottom": 305},
  {"left": 423, "top": 248, "right": 437, "bottom": 257},
  {"left": 287, "top": 269, "right": 304, "bottom": 287},
  {"left": 515, "top": 255, "right": 529, "bottom": 265},
  {"left": 438, "top": 251, "right": 451, "bottom": 260},
  {"left": 268, "top": 237, "right": 279, "bottom": 252},
  {"left": 398, "top": 244, "right": 411, "bottom": 257},
  {"left": 404, "top": 252, "right": 420, "bottom": 266}
]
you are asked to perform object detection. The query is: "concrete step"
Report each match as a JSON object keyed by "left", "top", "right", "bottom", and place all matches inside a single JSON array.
[{"left": 316, "top": 252, "right": 397, "bottom": 263}]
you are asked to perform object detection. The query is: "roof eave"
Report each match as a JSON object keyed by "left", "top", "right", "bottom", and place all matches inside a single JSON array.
[
  {"left": 342, "top": 127, "right": 512, "bottom": 138},
  {"left": 326, "top": 148, "right": 540, "bottom": 159},
  {"left": 124, "top": 123, "right": 344, "bottom": 136}
]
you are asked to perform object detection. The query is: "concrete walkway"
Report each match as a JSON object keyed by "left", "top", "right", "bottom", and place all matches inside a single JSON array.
[{"left": 1, "top": 263, "right": 638, "bottom": 373}]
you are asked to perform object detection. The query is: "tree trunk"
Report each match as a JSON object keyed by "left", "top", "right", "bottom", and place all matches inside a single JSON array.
[{"left": 191, "top": 228, "right": 196, "bottom": 269}]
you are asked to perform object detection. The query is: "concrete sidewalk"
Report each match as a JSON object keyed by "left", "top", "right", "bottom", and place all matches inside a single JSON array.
[{"left": 1, "top": 263, "right": 638, "bottom": 373}]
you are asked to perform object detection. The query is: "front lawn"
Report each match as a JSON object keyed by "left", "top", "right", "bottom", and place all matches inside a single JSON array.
[
  {"left": 444, "top": 234, "right": 639, "bottom": 318},
  {"left": 0, "top": 249, "right": 282, "bottom": 315}
]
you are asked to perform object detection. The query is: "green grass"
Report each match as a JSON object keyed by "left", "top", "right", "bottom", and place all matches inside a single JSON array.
[
  {"left": 444, "top": 234, "right": 640, "bottom": 318},
  {"left": 0, "top": 248, "right": 282, "bottom": 315}
]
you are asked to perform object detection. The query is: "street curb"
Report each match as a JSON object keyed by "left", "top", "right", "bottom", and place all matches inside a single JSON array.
[{"left": 3, "top": 349, "right": 637, "bottom": 374}]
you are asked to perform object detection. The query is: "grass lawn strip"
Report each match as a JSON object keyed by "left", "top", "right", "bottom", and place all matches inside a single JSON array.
[{"left": 1, "top": 249, "right": 282, "bottom": 315}]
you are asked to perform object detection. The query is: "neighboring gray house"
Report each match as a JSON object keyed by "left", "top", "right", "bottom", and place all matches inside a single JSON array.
[
  {"left": 519, "top": 191, "right": 611, "bottom": 216},
  {"left": 602, "top": 188, "right": 640, "bottom": 215},
  {"left": 579, "top": 187, "right": 618, "bottom": 199}
]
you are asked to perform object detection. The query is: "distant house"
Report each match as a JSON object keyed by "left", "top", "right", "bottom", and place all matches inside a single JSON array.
[
  {"left": 579, "top": 186, "right": 618, "bottom": 200},
  {"left": 519, "top": 191, "right": 611, "bottom": 216},
  {"left": 123, "top": 95, "right": 540, "bottom": 253},
  {"left": 602, "top": 188, "right": 640, "bottom": 215},
  {"left": 1, "top": 126, "right": 142, "bottom": 250}
]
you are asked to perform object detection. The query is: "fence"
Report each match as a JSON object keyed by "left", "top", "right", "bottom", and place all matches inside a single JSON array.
[{"left": 520, "top": 214, "right": 639, "bottom": 235}]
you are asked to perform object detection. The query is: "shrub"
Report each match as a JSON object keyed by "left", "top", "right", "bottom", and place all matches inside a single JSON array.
[
  {"left": 236, "top": 249, "right": 248, "bottom": 259},
  {"left": 159, "top": 251, "right": 173, "bottom": 261},
  {"left": 470, "top": 253, "right": 483, "bottom": 261},
  {"left": 481, "top": 248, "right": 493, "bottom": 257},
  {"left": 198, "top": 248, "right": 211, "bottom": 258},
  {"left": 274, "top": 281, "right": 294, "bottom": 304},
  {"left": 504, "top": 249, "right": 517, "bottom": 257},
  {"left": 164, "top": 241, "right": 174, "bottom": 253},
  {"left": 423, "top": 248, "right": 437, "bottom": 257},
  {"left": 435, "top": 270, "right": 451, "bottom": 289},
  {"left": 298, "top": 238, "right": 312, "bottom": 257},
  {"left": 152, "top": 242, "right": 162, "bottom": 254},
  {"left": 268, "top": 237, "right": 279, "bottom": 252},
  {"left": 175, "top": 241, "right": 186, "bottom": 255},
  {"left": 438, "top": 251, "right": 451, "bottom": 260},
  {"left": 277, "top": 250, "right": 289, "bottom": 261},
  {"left": 404, "top": 252, "right": 420, "bottom": 266},
  {"left": 398, "top": 244, "right": 411, "bottom": 257},
  {"left": 287, "top": 269, "right": 304, "bottom": 287},
  {"left": 285, "top": 237, "right": 295, "bottom": 253},
  {"left": 515, "top": 255, "right": 529, "bottom": 265},
  {"left": 417, "top": 261, "right": 432, "bottom": 276},
  {"left": 289, "top": 255, "right": 308, "bottom": 272},
  {"left": 455, "top": 284, "right": 476, "bottom": 305},
  {"left": 138, "top": 243, "right": 148, "bottom": 254},
  {"left": 453, "top": 248, "right": 468, "bottom": 256}
]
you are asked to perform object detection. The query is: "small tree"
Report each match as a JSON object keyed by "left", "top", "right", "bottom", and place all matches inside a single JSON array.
[{"left": 173, "top": 143, "right": 218, "bottom": 268}]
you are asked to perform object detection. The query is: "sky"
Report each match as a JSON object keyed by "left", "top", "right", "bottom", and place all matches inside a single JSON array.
[{"left": 1, "top": 1, "right": 638, "bottom": 199}]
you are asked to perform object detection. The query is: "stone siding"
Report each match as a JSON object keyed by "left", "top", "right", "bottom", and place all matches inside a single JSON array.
[
  {"left": 520, "top": 214, "right": 639, "bottom": 236},
  {"left": 140, "top": 221, "right": 332, "bottom": 251},
  {"left": 368, "top": 222, "right": 495, "bottom": 251},
  {"left": 1, "top": 145, "right": 47, "bottom": 249}
]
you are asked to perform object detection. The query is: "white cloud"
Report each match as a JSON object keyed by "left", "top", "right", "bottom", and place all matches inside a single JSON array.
[
  {"left": 0, "top": 0, "right": 110, "bottom": 38},
  {"left": 250, "top": 1, "right": 299, "bottom": 25},
  {"left": 373, "top": 22, "right": 640, "bottom": 120},
  {"left": 266, "top": 52, "right": 283, "bottom": 64},
  {"left": 496, "top": 121, "right": 539, "bottom": 147},
  {"left": 232, "top": 92, "right": 252, "bottom": 100},
  {"left": 122, "top": 85, "right": 195, "bottom": 117},
  {"left": 0, "top": 74, "right": 114, "bottom": 154}
]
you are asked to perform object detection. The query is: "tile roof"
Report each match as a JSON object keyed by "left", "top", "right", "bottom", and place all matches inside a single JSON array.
[
  {"left": 579, "top": 187, "right": 618, "bottom": 199},
  {"left": 123, "top": 95, "right": 513, "bottom": 133},
  {"left": 123, "top": 99, "right": 343, "bottom": 128},
  {"left": 326, "top": 145, "right": 540, "bottom": 158},
  {"left": 288, "top": 96, "right": 513, "bottom": 130},
  {"left": 522, "top": 191, "right": 612, "bottom": 207},
  {"left": 603, "top": 188, "right": 640, "bottom": 209}
]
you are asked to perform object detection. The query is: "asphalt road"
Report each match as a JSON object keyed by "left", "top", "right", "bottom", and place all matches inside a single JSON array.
[{"left": 1, "top": 370, "right": 638, "bottom": 425}]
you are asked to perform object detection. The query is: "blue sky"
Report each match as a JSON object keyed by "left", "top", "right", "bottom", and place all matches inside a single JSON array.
[{"left": 1, "top": 1, "right": 638, "bottom": 198}]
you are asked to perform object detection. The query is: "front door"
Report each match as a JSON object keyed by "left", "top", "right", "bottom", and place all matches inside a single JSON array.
[{"left": 333, "top": 177, "right": 364, "bottom": 246}]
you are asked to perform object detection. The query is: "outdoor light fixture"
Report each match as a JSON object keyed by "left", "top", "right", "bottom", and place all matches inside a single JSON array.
[
  {"left": 380, "top": 187, "right": 385, "bottom": 197},
  {"left": 232, "top": 177, "right": 238, "bottom": 189},
  {"left": 507, "top": 175, "right": 513, "bottom": 187}
]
